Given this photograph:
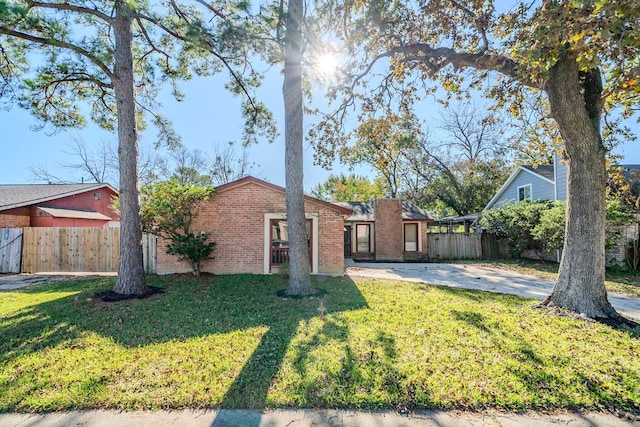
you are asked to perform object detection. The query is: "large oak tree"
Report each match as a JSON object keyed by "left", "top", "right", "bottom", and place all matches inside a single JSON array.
[{"left": 322, "top": 0, "right": 639, "bottom": 319}]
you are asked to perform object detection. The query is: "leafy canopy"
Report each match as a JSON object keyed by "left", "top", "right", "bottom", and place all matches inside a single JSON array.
[{"left": 310, "top": 173, "right": 385, "bottom": 201}]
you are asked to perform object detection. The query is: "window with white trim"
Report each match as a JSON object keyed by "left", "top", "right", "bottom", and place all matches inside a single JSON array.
[
  {"left": 517, "top": 184, "right": 532, "bottom": 201},
  {"left": 404, "top": 223, "right": 418, "bottom": 252}
]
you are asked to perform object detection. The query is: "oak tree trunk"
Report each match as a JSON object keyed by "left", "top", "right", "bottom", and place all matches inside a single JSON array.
[
  {"left": 541, "top": 54, "right": 619, "bottom": 319},
  {"left": 282, "top": 0, "right": 314, "bottom": 296},
  {"left": 111, "top": 0, "right": 148, "bottom": 295}
]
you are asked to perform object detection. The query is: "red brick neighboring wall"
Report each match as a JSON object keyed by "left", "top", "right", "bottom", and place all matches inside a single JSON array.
[
  {"left": 374, "top": 198, "right": 404, "bottom": 261},
  {"left": 156, "top": 181, "right": 346, "bottom": 276},
  {"left": 0, "top": 207, "right": 30, "bottom": 228}
]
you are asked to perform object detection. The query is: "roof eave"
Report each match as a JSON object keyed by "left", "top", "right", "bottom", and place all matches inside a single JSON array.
[
  {"left": 214, "top": 176, "right": 353, "bottom": 215},
  {"left": 0, "top": 183, "right": 118, "bottom": 212}
]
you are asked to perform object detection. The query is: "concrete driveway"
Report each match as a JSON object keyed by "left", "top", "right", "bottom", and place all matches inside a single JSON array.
[
  {"left": 0, "top": 272, "right": 116, "bottom": 291},
  {"left": 346, "top": 262, "right": 640, "bottom": 321}
]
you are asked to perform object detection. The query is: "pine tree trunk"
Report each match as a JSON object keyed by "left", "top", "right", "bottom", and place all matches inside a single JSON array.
[
  {"left": 111, "top": 0, "right": 148, "bottom": 295},
  {"left": 282, "top": 0, "right": 314, "bottom": 296},
  {"left": 541, "top": 54, "right": 619, "bottom": 319}
]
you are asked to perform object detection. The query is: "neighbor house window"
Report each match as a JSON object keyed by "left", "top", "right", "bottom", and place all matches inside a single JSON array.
[
  {"left": 404, "top": 223, "right": 418, "bottom": 252},
  {"left": 356, "top": 224, "right": 371, "bottom": 253},
  {"left": 517, "top": 184, "right": 532, "bottom": 201}
]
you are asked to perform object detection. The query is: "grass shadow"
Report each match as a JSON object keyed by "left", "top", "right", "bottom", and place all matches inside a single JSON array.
[
  {"left": 3, "top": 273, "right": 639, "bottom": 413},
  {"left": 214, "top": 275, "right": 369, "bottom": 412},
  {"left": 1, "top": 274, "right": 368, "bottom": 412}
]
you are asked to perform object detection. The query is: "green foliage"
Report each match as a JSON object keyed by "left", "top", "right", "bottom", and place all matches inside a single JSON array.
[
  {"left": 140, "top": 179, "right": 215, "bottom": 275},
  {"left": 605, "top": 199, "right": 636, "bottom": 248},
  {"left": 340, "top": 112, "right": 420, "bottom": 197},
  {"left": 0, "top": 0, "right": 276, "bottom": 144},
  {"left": 480, "top": 200, "right": 553, "bottom": 258},
  {"left": 310, "top": 173, "right": 385, "bottom": 201},
  {"left": 166, "top": 232, "right": 216, "bottom": 276},
  {"left": 413, "top": 158, "right": 511, "bottom": 216},
  {"left": 531, "top": 202, "right": 566, "bottom": 254},
  {"left": 485, "top": 199, "right": 637, "bottom": 259}
]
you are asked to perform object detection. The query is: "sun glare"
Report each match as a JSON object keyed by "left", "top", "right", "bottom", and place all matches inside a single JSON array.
[{"left": 316, "top": 53, "right": 339, "bottom": 77}]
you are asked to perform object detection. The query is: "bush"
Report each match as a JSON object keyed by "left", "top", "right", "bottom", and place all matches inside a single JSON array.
[
  {"left": 167, "top": 232, "right": 216, "bottom": 277},
  {"left": 482, "top": 199, "right": 638, "bottom": 265},
  {"left": 480, "top": 200, "right": 552, "bottom": 258},
  {"left": 532, "top": 202, "right": 566, "bottom": 254}
]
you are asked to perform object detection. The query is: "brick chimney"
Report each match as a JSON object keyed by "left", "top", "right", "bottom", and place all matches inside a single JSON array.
[{"left": 374, "top": 198, "right": 403, "bottom": 261}]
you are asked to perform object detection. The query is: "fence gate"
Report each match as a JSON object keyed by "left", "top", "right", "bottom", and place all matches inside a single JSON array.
[{"left": 0, "top": 228, "right": 23, "bottom": 273}]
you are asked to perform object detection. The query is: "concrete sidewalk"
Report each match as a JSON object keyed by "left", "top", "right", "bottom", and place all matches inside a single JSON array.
[
  {"left": 1, "top": 409, "right": 638, "bottom": 427},
  {"left": 346, "top": 262, "right": 640, "bottom": 321}
]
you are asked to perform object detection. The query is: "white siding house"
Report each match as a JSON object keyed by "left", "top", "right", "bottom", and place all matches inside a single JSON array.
[{"left": 484, "top": 157, "right": 566, "bottom": 210}]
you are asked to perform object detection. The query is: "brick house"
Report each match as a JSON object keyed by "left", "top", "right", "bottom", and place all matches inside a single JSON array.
[
  {"left": 0, "top": 184, "right": 119, "bottom": 228},
  {"left": 156, "top": 176, "right": 353, "bottom": 276},
  {"left": 333, "top": 199, "right": 433, "bottom": 261}
]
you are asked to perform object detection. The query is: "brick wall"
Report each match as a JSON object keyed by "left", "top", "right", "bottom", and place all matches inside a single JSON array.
[
  {"left": 0, "top": 207, "right": 31, "bottom": 228},
  {"left": 156, "top": 180, "right": 346, "bottom": 276},
  {"left": 374, "top": 198, "right": 404, "bottom": 261}
]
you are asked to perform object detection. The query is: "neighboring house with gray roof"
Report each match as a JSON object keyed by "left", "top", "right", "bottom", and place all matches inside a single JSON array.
[
  {"left": 0, "top": 183, "right": 119, "bottom": 228},
  {"left": 484, "top": 156, "right": 567, "bottom": 210},
  {"left": 333, "top": 199, "right": 433, "bottom": 261},
  {"left": 485, "top": 157, "right": 640, "bottom": 211}
]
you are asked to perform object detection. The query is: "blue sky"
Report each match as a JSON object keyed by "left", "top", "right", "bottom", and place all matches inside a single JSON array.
[{"left": 1, "top": 66, "right": 638, "bottom": 191}]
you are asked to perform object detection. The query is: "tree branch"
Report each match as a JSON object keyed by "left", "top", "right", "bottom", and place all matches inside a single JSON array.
[
  {"left": 25, "top": 0, "right": 113, "bottom": 23},
  {"left": 449, "top": 0, "right": 490, "bottom": 52},
  {"left": 0, "top": 27, "right": 114, "bottom": 80},
  {"left": 192, "top": 0, "right": 227, "bottom": 20},
  {"left": 384, "top": 43, "right": 538, "bottom": 88}
]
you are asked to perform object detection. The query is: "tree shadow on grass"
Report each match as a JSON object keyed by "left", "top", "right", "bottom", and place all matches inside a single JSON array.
[
  {"left": 443, "top": 290, "right": 640, "bottom": 413},
  {"left": 4, "top": 274, "right": 639, "bottom": 414},
  {"left": 212, "top": 276, "right": 370, "bottom": 412},
  {"left": 0, "top": 274, "right": 368, "bottom": 412}
]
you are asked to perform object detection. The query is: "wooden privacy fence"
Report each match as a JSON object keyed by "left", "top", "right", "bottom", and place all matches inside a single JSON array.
[
  {"left": 0, "top": 228, "right": 24, "bottom": 273},
  {"left": 20, "top": 227, "right": 157, "bottom": 274},
  {"left": 427, "top": 233, "right": 505, "bottom": 260},
  {"left": 428, "top": 233, "right": 482, "bottom": 259}
]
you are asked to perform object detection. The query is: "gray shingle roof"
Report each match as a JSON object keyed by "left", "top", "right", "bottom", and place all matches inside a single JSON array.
[
  {"left": 521, "top": 165, "right": 555, "bottom": 181},
  {"left": 0, "top": 184, "right": 116, "bottom": 211},
  {"left": 332, "top": 201, "right": 374, "bottom": 221},
  {"left": 333, "top": 200, "right": 432, "bottom": 221}
]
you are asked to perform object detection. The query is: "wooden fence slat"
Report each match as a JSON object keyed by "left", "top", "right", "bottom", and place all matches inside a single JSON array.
[{"left": 0, "top": 228, "right": 23, "bottom": 273}]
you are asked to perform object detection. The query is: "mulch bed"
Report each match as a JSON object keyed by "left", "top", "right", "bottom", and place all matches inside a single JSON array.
[
  {"left": 93, "top": 286, "right": 165, "bottom": 302},
  {"left": 276, "top": 287, "right": 328, "bottom": 299}
]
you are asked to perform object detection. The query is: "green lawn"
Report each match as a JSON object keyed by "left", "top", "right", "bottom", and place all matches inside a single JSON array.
[{"left": 1, "top": 274, "right": 639, "bottom": 413}]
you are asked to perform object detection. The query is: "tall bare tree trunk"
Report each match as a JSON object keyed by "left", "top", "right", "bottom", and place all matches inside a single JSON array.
[
  {"left": 541, "top": 54, "right": 619, "bottom": 319},
  {"left": 282, "top": 0, "right": 314, "bottom": 296},
  {"left": 111, "top": 0, "right": 148, "bottom": 295}
]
